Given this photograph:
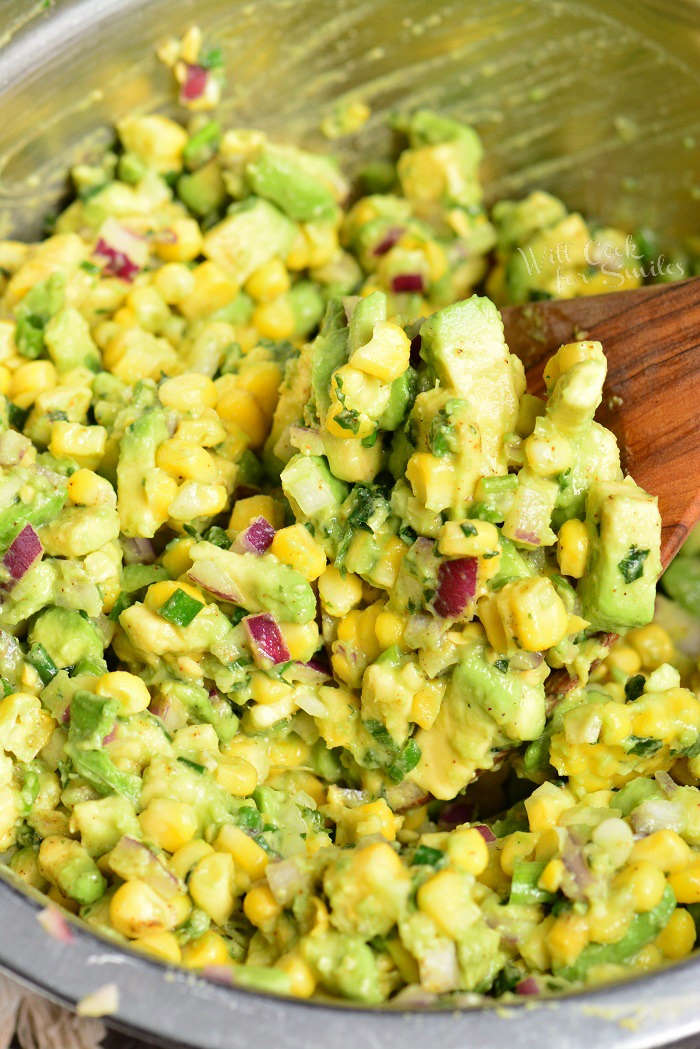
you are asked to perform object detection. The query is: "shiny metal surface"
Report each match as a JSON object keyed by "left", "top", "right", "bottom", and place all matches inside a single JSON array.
[{"left": 0, "top": 1, "right": 699, "bottom": 1046}]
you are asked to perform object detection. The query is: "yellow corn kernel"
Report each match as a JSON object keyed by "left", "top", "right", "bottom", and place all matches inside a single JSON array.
[
  {"left": 176, "top": 413, "right": 226, "bottom": 449},
  {"left": 656, "top": 907, "right": 696, "bottom": 960},
  {"left": 214, "top": 824, "right": 268, "bottom": 879},
  {"left": 154, "top": 262, "right": 195, "bottom": 304},
  {"left": 156, "top": 439, "right": 218, "bottom": 483},
  {"left": 228, "top": 494, "right": 283, "bottom": 532},
  {"left": 188, "top": 852, "right": 236, "bottom": 927},
  {"left": 613, "top": 860, "right": 667, "bottom": 912},
  {"left": 161, "top": 536, "right": 194, "bottom": 577},
  {"left": 447, "top": 827, "right": 489, "bottom": 876},
  {"left": 587, "top": 902, "right": 632, "bottom": 945},
  {"left": 279, "top": 621, "right": 320, "bottom": 662},
  {"left": 245, "top": 258, "right": 290, "bottom": 302},
  {"left": 556, "top": 518, "right": 589, "bottom": 579},
  {"left": 276, "top": 953, "right": 316, "bottom": 998},
  {"left": 169, "top": 840, "right": 213, "bottom": 882},
  {"left": 250, "top": 672, "right": 293, "bottom": 707},
  {"left": 143, "top": 468, "right": 178, "bottom": 521},
  {"left": 67, "top": 469, "right": 116, "bottom": 508},
  {"left": 626, "top": 624, "right": 675, "bottom": 670},
  {"left": 270, "top": 524, "right": 326, "bottom": 581},
  {"left": 243, "top": 884, "right": 280, "bottom": 928},
  {"left": 405, "top": 452, "right": 454, "bottom": 512},
  {"left": 524, "top": 431, "right": 573, "bottom": 477},
  {"left": 252, "top": 297, "right": 295, "bottom": 341},
  {"left": 539, "top": 858, "right": 564, "bottom": 894},
  {"left": 349, "top": 321, "right": 410, "bottom": 383},
  {"left": 509, "top": 577, "right": 569, "bottom": 651},
  {"left": 156, "top": 217, "right": 203, "bottom": 263},
  {"left": 303, "top": 222, "right": 339, "bottom": 268},
  {"left": 109, "top": 879, "right": 176, "bottom": 939},
  {"left": 135, "top": 930, "right": 182, "bottom": 964},
  {"left": 410, "top": 680, "right": 445, "bottom": 730},
  {"left": 606, "top": 643, "right": 642, "bottom": 678},
  {"left": 139, "top": 799, "right": 198, "bottom": 853},
  {"left": 235, "top": 362, "right": 282, "bottom": 418},
  {"left": 168, "top": 480, "right": 228, "bottom": 521},
  {"left": 0, "top": 366, "right": 11, "bottom": 396},
  {"left": 375, "top": 610, "right": 404, "bottom": 650},
  {"left": 181, "top": 930, "right": 231, "bottom": 969},
  {"left": 95, "top": 671, "right": 150, "bottom": 715},
  {"left": 317, "top": 565, "right": 363, "bottom": 617},
  {"left": 370, "top": 535, "right": 407, "bottom": 589},
  {"left": 178, "top": 261, "right": 239, "bottom": 321},
  {"left": 285, "top": 229, "right": 310, "bottom": 270},
  {"left": 145, "top": 579, "right": 204, "bottom": 613},
  {"left": 216, "top": 386, "right": 267, "bottom": 448},
  {"left": 10, "top": 360, "right": 57, "bottom": 409},
  {"left": 159, "top": 373, "right": 217, "bottom": 411},
  {"left": 214, "top": 756, "right": 258, "bottom": 797},
  {"left": 546, "top": 912, "right": 589, "bottom": 967},
  {"left": 525, "top": 782, "right": 575, "bottom": 833},
  {"left": 49, "top": 421, "right": 107, "bottom": 470},
  {"left": 500, "top": 831, "right": 537, "bottom": 876},
  {"left": 438, "top": 519, "right": 499, "bottom": 559},
  {"left": 417, "top": 870, "right": 479, "bottom": 939},
  {"left": 629, "top": 830, "right": 692, "bottom": 873},
  {"left": 670, "top": 864, "right": 700, "bottom": 905},
  {"left": 349, "top": 800, "right": 402, "bottom": 843},
  {"left": 544, "top": 340, "right": 603, "bottom": 389}
]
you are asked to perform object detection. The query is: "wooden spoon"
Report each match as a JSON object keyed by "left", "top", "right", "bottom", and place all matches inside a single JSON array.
[{"left": 501, "top": 277, "right": 700, "bottom": 568}]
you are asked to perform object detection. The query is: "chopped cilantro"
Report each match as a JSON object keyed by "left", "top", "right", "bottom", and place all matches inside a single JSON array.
[{"left": 618, "top": 545, "right": 650, "bottom": 583}]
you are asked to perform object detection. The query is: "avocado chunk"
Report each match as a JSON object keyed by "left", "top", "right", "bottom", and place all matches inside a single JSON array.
[
  {"left": 188, "top": 541, "right": 317, "bottom": 624},
  {"left": 38, "top": 837, "right": 106, "bottom": 905},
  {"left": 246, "top": 146, "right": 339, "bottom": 223},
  {"left": 303, "top": 930, "right": 383, "bottom": 1004},
  {"left": 280, "top": 454, "right": 348, "bottom": 556},
  {"left": 0, "top": 469, "right": 67, "bottom": 548},
  {"left": 65, "top": 745, "right": 142, "bottom": 807},
  {"left": 160, "top": 680, "right": 239, "bottom": 743},
  {"left": 579, "top": 479, "right": 662, "bottom": 632},
  {"left": 69, "top": 690, "right": 119, "bottom": 750},
  {"left": 44, "top": 306, "right": 100, "bottom": 372},
  {"left": 309, "top": 299, "right": 349, "bottom": 423},
  {"left": 177, "top": 158, "right": 227, "bottom": 217},
  {"left": 662, "top": 555, "right": 700, "bottom": 618},
  {"left": 29, "top": 607, "right": 103, "bottom": 669},
  {"left": 14, "top": 272, "right": 66, "bottom": 359},
  {"left": 117, "top": 406, "right": 169, "bottom": 538},
  {"left": 203, "top": 197, "right": 297, "bottom": 285},
  {"left": 413, "top": 642, "right": 545, "bottom": 799}
]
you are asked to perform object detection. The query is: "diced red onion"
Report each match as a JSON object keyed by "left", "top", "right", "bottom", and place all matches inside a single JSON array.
[
  {"left": 37, "top": 906, "right": 74, "bottom": 943},
  {"left": 509, "top": 650, "right": 544, "bottom": 671},
  {"left": 234, "top": 516, "right": 275, "bottom": 554},
  {"left": 3, "top": 524, "right": 42, "bottom": 582},
  {"left": 630, "top": 799, "right": 684, "bottom": 836},
  {"left": 94, "top": 218, "right": 148, "bottom": 281},
  {"left": 475, "top": 823, "right": 496, "bottom": 843},
  {"left": 514, "top": 529, "right": 540, "bottom": 546},
  {"left": 561, "top": 832, "right": 593, "bottom": 896},
  {"left": 121, "top": 536, "right": 157, "bottom": 565},
  {"left": 564, "top": 711, "right": 602, "bottom": 745},
  {"left": 439, "top": 799, "right": 474, "bottom": 826},
  {"left": 418, "top": 941, "right": 460, "bottom": 993},
  {"left": 434, "top": 557, "right": 478, "bottom": 618},
  {"left": 180, "top": 64, "right": 209, "bottom": 101},
  {"left": 244, "top": 613, "right": 290, "bottom": 666},
  {"left": 266, "top": 858, "right": 307, "bottom": 906},
  {"left": 110, "top": 836, "right": 181, "bottom": 900},
  {"left": 102, "top": 727, "right": 117, "bottom": 746},
  {"left": 288, "top": 426, "right": 325, "bottom": 457},
  {"left": 0, "top": 431, "right": 30, "bottom": 467},
  {"left": 516, "top": 977, "right": 540, "bottom": 996},
  {"left": 292, "top": 687, "right": 327, "bottom": 718},
  {"left": 373, "top": 226, "right": 404, "bottom": 256},
  {"left": 291, "top": 657, "right": 331, "bottom": 683},
  {"left": 391, "top": 273, "right": 425, "bottom": 293},
  {"left": 391, "top": 985, "right": 437, "bottom": 1008},
  {"left": 385, "top": 780, "right": 430, "bottom": 813},
  {"left": 188, "top": 559, "right": 242, "bottom": 604},
  {"left": 654, "top": 770, "right": 678, "bottom": 796},
  {"left": 202, "top": 966, "right": 234, "bottom": 986},
  {"left": 148, "top": 696, "right": 182, "bottom": 734}
]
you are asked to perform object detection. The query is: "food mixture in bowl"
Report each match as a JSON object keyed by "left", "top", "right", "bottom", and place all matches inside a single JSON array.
[{"left": 1, "top": 28, "right": 700, "bottom": 1005}]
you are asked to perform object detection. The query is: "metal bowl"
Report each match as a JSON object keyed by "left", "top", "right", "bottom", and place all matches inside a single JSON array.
[{"left": 1, "top": 1, "right": 700, "bottom": 1045}]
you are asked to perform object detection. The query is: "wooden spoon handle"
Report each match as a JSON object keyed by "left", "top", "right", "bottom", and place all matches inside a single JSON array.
[{"left": 502, "top": 279, "right": 700, "bottom": 567}]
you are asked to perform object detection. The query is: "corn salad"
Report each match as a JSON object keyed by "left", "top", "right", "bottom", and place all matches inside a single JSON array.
[{"left": 0, "top": 32, "right": 697, "bottom": 1006}]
